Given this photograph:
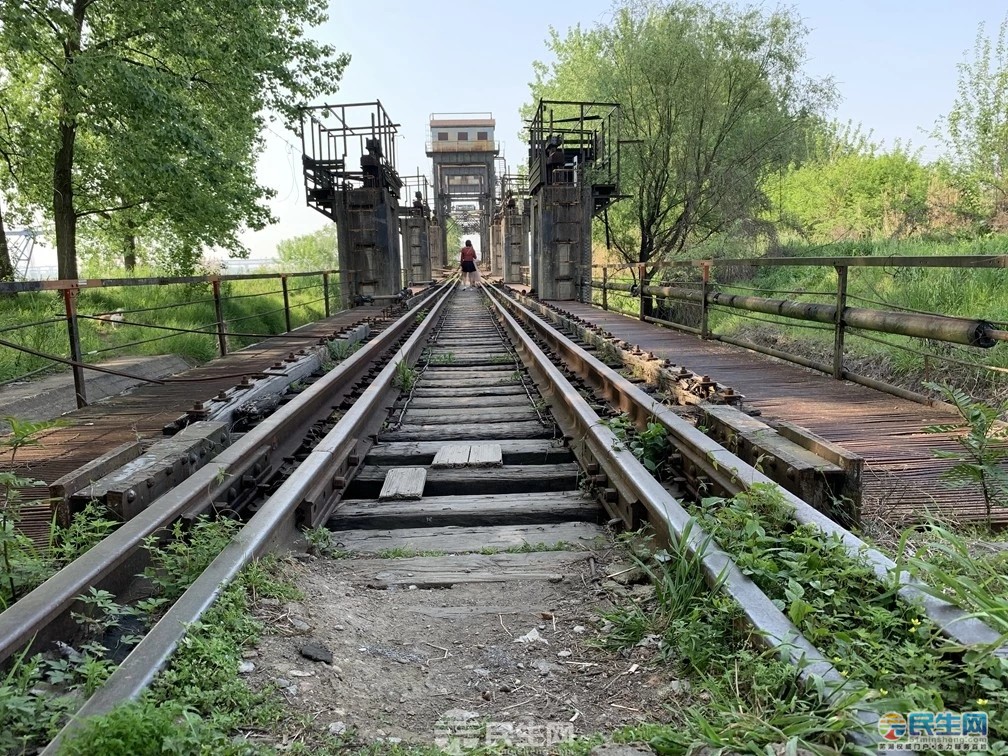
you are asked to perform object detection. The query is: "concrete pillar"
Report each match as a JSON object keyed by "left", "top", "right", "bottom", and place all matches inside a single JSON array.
[
  {"left": 490, "top": 215, "right": 504, "bottom": 277},
  {"left": 334, "top": 187, "right": 401, "bottom": 305},
  {"left": 530, "top": 179, "right": 592, "bottom": 301},
  {"left": 399, "top": 215, "right": 430, "bottom": 284},
  {"left": 429, "top": 220, "right": 444, "bottom": 277},
  {"left": 503, "top": 202, "right": 529, "bottom": 284}
]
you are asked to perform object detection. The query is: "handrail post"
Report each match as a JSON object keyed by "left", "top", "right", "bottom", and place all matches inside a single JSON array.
[
  {"left": 323, "top": 272, "right": 331, "bottom": 317},
  {"left": 700, "top": 262, "right": 710, "bottom": 339},
  {"left": 281, "top": 275, "right": 291, "bottom": 333},
  {"left": 638, "top": 263, "right": 646, "bottom": 320},
  {"left": 602, "top": 266, "right": 608, "bottom": 311},
  {"left": 211, "top": 277, "right": 227, "bottom": 356},
  {"left": 62, "top": 287, "right": 87, "bottom": 408},
  {"left": 833, "top": 265, "right": 848, "bottom": 379}
]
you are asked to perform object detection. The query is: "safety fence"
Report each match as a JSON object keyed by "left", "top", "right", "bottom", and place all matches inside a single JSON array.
[
  {"left": 0, "top": 270, "right": 341, "bottom": 408},
  {"left": 590, "top": 255, "right": 1008, "bottom": 403}
]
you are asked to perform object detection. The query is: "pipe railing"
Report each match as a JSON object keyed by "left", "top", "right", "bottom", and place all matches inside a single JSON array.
[{"left": 588, "top": 255, "right": 1008, "bottom": 397}]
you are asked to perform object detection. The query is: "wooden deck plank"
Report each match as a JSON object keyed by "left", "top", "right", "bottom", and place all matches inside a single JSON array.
[
  {"left": 431, "top": 445, "right": 470, "bottom": 468},
  {"left": 550, "top": 300, "right": 1006, "bottom": 524},
  {"left": 334, "top": 521, "right": 607, "bottom": 554},
  {"left": 378, "top": 467, "right": 427, "bottom": 501},
  {"left": 468, "top": 443, "right": 503, "bottom": 467},
  {"left": 330, "top": 490, "right": 598, "bottom": 529},
  {"left": 366, "top": 439, "right": 573, "bottom": 466},
  {"left": 334, "top": 551, "right": 594, "bottom": 588},
  {"left": 347, "top": 463, "right": 580, "bottom": 498}
]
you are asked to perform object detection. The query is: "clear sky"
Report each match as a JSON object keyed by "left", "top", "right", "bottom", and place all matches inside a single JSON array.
[{"left": 25, "top": 1, "right": 1008, "bottom": 269}]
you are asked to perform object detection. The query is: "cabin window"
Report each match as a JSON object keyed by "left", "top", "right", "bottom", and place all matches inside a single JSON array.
[
  {"left": 437, "top": 132, "right": 448, "bottom": 141},
  {"left": 457, "top": 131, "right": 468, "bottom": 141},
  {"left": 477, "top": 131, "right": 488, "bottom": 141}
]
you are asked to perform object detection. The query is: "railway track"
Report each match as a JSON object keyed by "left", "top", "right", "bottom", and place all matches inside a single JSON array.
[{"left": 0, "top": 281, "right": 1003, "bottom": 752}]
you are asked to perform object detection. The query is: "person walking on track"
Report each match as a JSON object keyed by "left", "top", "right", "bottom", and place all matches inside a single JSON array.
[{"left": 460, "top": 239, "right": 479, "bottom": 289}]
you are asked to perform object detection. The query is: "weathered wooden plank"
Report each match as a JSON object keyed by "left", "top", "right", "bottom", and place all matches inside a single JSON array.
[
  {"left": 72, "top": 421, "right": 229, "bottom": 520},
  {"left": 419, "top": 373, "right": 521, "bottom": 385},
  {"left": 379, "top": 422, "right": 555, "bottom": 442},
  {"left": 346, "top": 463, "right": 580, "bottom": 498},
  {"left": 404, "top": 407, "right": 539, "bottom": 425},
  {"left": 366, "top": 439, "right": 574, "bottom": 466},
  {"left": 468, "top": 443, "right": 503, "bottom": 467},
  {"left": 700, "top": 404, "right": 860, "bottom": 524},
  {"left": 49, "top": 440, "right": 144, "bottom": 526},
  {"left": 338, "top": 551, "right": 593, "bottom": 588},
  {"left": 411, "top": 385, "right": 527, "bottom": 398},
  {"left": 378, "top": 467, "right": 427, "bottom": 501},
  {"left": 334, "top": 521, "right": 607, "bottom": 554},
  {"left": 401, "top": 395, "right": 533, "bottom": 410},
  {"left": 431, "top": 445, "right": 470, "bottom": 468},
  {"left": 330, "top": 490, "right": 599, "bottom": 529},
  {"left": 424, "top": 356, "right": 514, "bottom": 367}
]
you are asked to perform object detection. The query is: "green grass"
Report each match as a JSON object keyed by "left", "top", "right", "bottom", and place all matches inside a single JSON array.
[
  {"left": 694, "top": 484, "right": 1007, "bottom": 746},
  {"left": 59, "top": 555, "right": 300, "bottom": 755},
  {"left": 376, "top": 546, "right": 445, "bottom": 559},
  {"left": 0, "top": 267, "right": 339, "bottom": 384},
  {"left": 592, "top": 522, "right": 867, "bottom": 753}
]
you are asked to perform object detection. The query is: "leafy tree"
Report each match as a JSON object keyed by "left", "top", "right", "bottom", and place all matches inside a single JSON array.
[
  {"left": 276, "top": 224, "right": 337, "bottom": 272},
  {"left": 529, "top": 1, "right": 835, "bottom": 314},
  {"left": 934, "top": 14, "right": 1008, "bottom": 230},
  {"left": 772, "top": 133, "right": 932, "bottom": 242},
  {"left": 0, "top": 0, "right": 349, "bottom": 278}
]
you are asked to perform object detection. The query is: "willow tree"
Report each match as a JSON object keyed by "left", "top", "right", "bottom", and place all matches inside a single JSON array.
[
  {"left": 935, "top": 14, "right": 1008, "bottom": 230},
  {"left": 529, "top": 1, "right": 835, "bottom": 314},
  {"left": 0, "top": 0, "right": 349, "bottom": 278}
]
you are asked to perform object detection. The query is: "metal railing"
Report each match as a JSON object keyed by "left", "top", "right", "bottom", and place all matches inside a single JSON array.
[
  {"left": 0, "top": 269, "right": 342, "bottom": 408},
  {"left": 590, "top": 255, "right": 1008, "bottom": 403}
]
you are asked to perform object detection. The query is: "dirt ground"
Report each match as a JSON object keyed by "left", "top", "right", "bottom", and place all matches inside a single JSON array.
[{"left": 243, "top": 546, "right": 682, "bottom": 753}]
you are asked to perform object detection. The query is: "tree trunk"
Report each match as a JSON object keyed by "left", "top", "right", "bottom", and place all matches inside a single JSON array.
[
  {"left": 123, "top": 232, "right": 136, "bottom": 272},
  {"left": 54, "top": 0, "right": 86, "bottom": 282},
  {"left": 0, "top": 200, "right": 14, "bottom": 282},
  {"left": 54, "top": 120, "right": 78, "bottom": 280}
]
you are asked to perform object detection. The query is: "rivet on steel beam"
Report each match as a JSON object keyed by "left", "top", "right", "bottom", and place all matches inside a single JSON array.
[
  {"left": 348, "top": 454, "right": 360, "bottom": 466},
  {"left": 126, "top": 489, "right": 136, "bottom": 503},
  {"left": 605, "top": 488, "right": 618, "bottom": 503},
  {"left": 332, "top": 475, "right": 345, "bottom": 489}
]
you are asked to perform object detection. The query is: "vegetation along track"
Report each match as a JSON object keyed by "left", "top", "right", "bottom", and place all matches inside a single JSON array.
[{"left": 1, "top": 279, "right": 1005, "bottom": 752}]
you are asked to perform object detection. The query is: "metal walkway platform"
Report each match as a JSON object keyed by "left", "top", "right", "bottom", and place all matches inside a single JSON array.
[{"left": 550, "top": 300, "right": 998, "bottom": 526}]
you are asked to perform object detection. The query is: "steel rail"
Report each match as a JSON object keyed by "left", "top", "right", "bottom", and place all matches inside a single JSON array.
[
  {"left": 40, "top": 282, "right": 458, "bottom": 753},
  {"left": 0, "top": 282, "right": 451, "bottom": 668},
  {"left": 490, "top": 286, "right": 1005, "bottom": 652},
  {"left": 480, "top": 285, "right": 878, "bottom": 741}
]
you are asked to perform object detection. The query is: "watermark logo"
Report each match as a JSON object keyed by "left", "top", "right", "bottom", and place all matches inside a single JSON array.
[
  {"left": 434, "top": 714, "right": 575, "bottom": 753},
  {"left": 877, "top": 710, "right": 988, "bottom": 752}
]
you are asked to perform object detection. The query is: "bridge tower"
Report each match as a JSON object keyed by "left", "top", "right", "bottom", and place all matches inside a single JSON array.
[
  {"left": 527, "top": 100, "right": 621, "bottom": 301},
  {"left": 399, "top": 174, "right": 435, "bottom": 285},
  {"left": 501, "top": 174, "right": 530, "bottom": 285},
  {"left": 426, "top": 113, "right": 499, "bottom": 268},
  {"left": 300, "top": 101, "right": 403, "bottom": 306}
]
